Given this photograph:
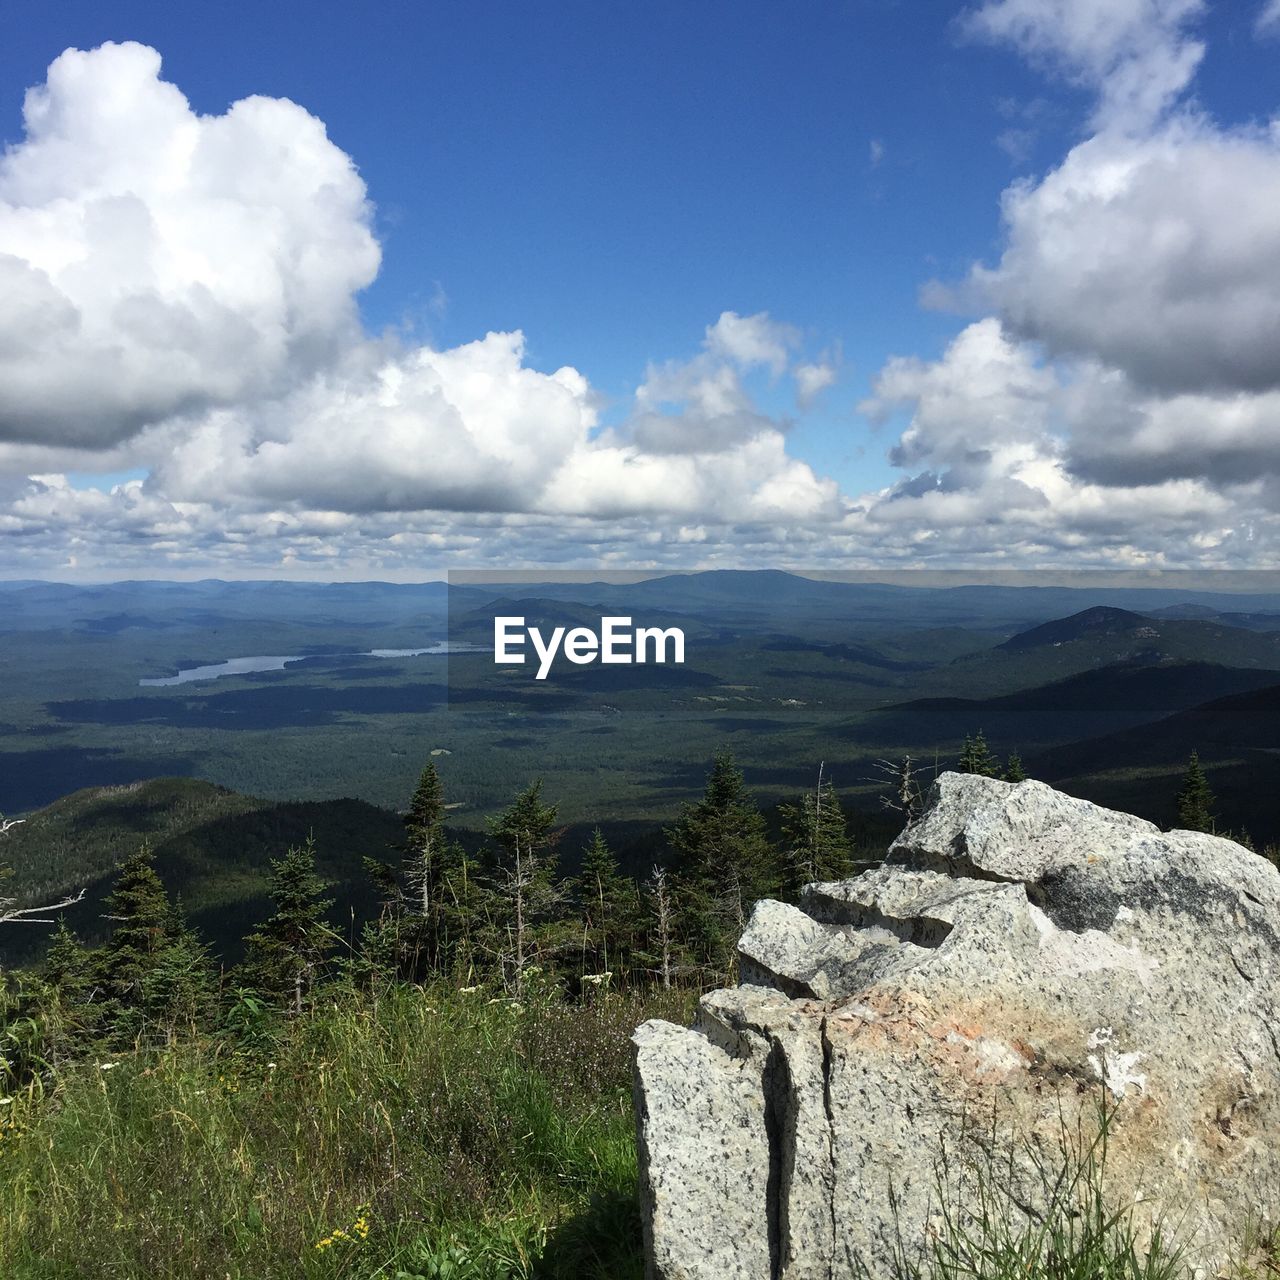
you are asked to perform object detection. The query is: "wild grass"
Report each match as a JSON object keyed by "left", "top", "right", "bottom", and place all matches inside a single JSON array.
[
  {"left": 0, "top": 980, "right": 694, "bottom": 1279},
  {"left": 1, "top": 983, "right": 1275, "bottom": 1280}
]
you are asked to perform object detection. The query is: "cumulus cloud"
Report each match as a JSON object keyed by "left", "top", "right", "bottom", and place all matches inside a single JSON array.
[
  {"left": 702, "top": 310, "right": 798, "bottom": 376},
  {"left": 0, "top": 45, "right": 852, "bottom": 573},
  {"left": 7, "top": 30, "right": 1280, "bottom": 577},
  {"left": 961, "top": 0, "right": 1207, "bottom": 130},
  {"left": 794, "top": 356, "right": 839, "bottom": 408},
  {"left": 963, "top": 122, "right": 1280, "bottom": 395},
  {"left": 0, "top": 41, "right": 379, "bottom": 447},
  {"left": 154, "top": 332, "right": 598, "bottom": 514},
  {"left": 848, "top": 0, "right": 1280, "bottom": 568}
]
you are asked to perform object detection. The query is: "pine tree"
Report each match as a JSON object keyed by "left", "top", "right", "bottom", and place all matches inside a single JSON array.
[
  {"left": 437, "top": 837, "right": 490, "bottom": 982},
  {"left": 100, "top": 845, "right": 171, "bottom": 1004},
  {"left": 1003, "top": 751, "right": 1027, "bottom": 783},
  {"left": 575, "top": 828, "right": 638, "bottom": 982},
  {"left": 640, "top": 865, "right": 686, "bottom": 990},
  {"left": 41, "top": 920, "right": 103, "bottom": 1056},
  {"left": 1176, "top": 750, "right": 1215, "bottom": 833},
  {"left": 403, "top": 762, "right": 446, "bottom": 923},
  {"left": 958, "top": 731, "right": 1001, "bottom": 778},
  {"left": 486, "top": 781, "right": 565, "bottom": 995},
  {"left": 778, "top": 763, "right": 853, "bottom": 895},
  {"left": 142, "top": 899, "right": 218, "bottom": 1041},
  {"left": 666, "top": 750, "right": 781, "bottom": 975},
  {"left": 241, "top": 837, "right": 338, "bottom": 1014}
]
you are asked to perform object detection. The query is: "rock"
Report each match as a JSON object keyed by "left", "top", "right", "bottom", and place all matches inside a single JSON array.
[{"left": 633, "top": 773, "right": 1280, "bottom": 1280}]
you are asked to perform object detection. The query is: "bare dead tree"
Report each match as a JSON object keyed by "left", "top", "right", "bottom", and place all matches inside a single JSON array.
[
  {"left": 1, "top": 815, "right": 87, "bottom": 926},
  {"left": 871, "top": 755, "right": 925, "bottom": 826},
  {"left": 647, "top": 865, "right": 675, "bottom": 991}
]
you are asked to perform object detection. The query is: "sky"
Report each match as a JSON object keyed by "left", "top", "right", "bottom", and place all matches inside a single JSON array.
[{"left": 2, "top": 0, "right": 1280, "bottom": 579}]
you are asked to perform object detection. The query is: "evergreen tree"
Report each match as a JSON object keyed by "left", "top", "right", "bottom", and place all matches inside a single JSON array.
[
  {"left": 486, "top": 781, "right": 565, "bottom": 995},
  {"left": 437, "top": 837, "right": 490, "bottom": 982},
  {"left": 403, "top": 762, "right": 446, "bottom": 923},
  {"left": 639, "top": 865, "right": 689, "bottom": 990},
  {"left": 1003, "top": 751, "right": 1027, "bottom": 783},
  {"left": 575, "top": 828, "right": 638, "bottom": 981},
  {"left": 241, "top": 837, "right": 338, "bottom": 1014},
  {"left": 100, "top": 845, "right": 171, "bottom": 1004},
  {"left": 957, "top": 731, "right": 1001, "bottom": 778},
  {"left": 1176, "top": 751, "right": 1215, "bottom": 833},
  {"left": 142, "top": 899, "right": 218, "bottom": 1041},
  {"left": 40, "top": 920, "right": 103, "bottom": 1057},
  {"left": 666, "top": 750, "right": 781, "bottom": 974},
  {"left": 778, "top": 764, "right": 853, "bottom": 894}
]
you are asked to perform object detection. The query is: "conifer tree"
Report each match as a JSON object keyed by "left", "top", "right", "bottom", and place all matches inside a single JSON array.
[
  {"left": 143, "top": 899, "right": 218, "bottom": 1041},
  {"left": 575, "top": 828, "right": 637, "bottom": 980},
  {"left": 241, "top": 837, "right": 338, "bottom": 1014},
  {"left": 1176, "top": 750, "right": 1215, "bottom": 833},
  {"left": 1003, "top": 751, "right": 1027, "bottom": 783},
  {"left": 641, "top": 865, "right": 686, "bottom": 990},
  {"left": 875, "top": 755, "right": 925, "bottom": 825},
  {"left": 778, "top": 763, "right": 853, "bottom": 895},
  {"left": 666, "top": 750, "right": 781, "bottom": 974},
  {"left": 41, "top": 920, "right": 103, "bottom": 1055},
  {"left": 404, "top": 762, "right": 446, "bottom": 922},
  {"left": 957, "top": 731, "right": 1001, "bottom": 777},
  {"left": 437, "top": 837, "right": 489, "bottom": 982},
  {"left": 487, "top": 781, "right": 564, "bottom": 995},
  {"left": 100, "top": 845, "right": 171, "bottom": 1003}
]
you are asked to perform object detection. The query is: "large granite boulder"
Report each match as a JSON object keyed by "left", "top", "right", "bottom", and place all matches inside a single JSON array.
[{"left": 633, "top": 773, "right": 1280, "bottom": 1280}]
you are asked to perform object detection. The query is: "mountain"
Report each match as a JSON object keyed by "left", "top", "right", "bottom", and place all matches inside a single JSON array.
[
  {"left": 856, "top": 661, "right": 1280, "bottom": 752},
  {"left": 0, "top": 777, "right": 402, "bottom": 966},
  {"left": 998, "top": 606, "right": 1155, "bottom": 650},
  {"left": 1147, "top": 604, "right": 1280, "bottom": 631},
  {"left": 1027, "top": 682, "right": 1280, "bottom": 844}
]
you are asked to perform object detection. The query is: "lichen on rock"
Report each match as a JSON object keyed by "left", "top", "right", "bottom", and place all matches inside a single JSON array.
[{"left": 633, "top": 773, "right": 1280, "bottom": 1280}]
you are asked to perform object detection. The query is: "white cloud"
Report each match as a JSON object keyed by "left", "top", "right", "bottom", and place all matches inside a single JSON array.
[
  {"left": 154, "top": 332, "right": 598, "bottom": 514},
  {"left": 0, "top": 42, "right": 379, "bottom": 448},
  {"left": 7, "top": 34, "right": 1280, "bottom": 576},
  {"left": 961, "top": 0, "right": 1207, "bottom": 130},
  {"left": 702, "top": 310, "right": 798, "bottom": 376},
  {"left": 960, "top": 121, "right": 1280, "bottom": 395},
  {"left": 794, "top": 359, "right": 838, "bottom": 408},
  {"left": 862, "top": 319, "right": 1058, "bottom": 485},
  {"left": 1258, "top": 0, "right": 1280, "bottom": 35}
]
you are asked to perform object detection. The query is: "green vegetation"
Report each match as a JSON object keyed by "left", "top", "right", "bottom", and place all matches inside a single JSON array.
[
  {"left": 0, "top": 979, "right": 694, "bottom": 1279},
  {"left": 2, "top": 740, "right": 1278, "bottom": 1278},
  {"left": 1175, "top": 750, "right": 1216, "bottom": 833}
]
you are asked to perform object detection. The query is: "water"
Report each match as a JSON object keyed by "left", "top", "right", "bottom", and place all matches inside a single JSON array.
[{"left": 139, "top": 642, "right": 483, "bottom": 687}]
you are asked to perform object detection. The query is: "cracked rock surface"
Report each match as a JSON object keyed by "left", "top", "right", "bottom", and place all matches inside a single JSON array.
[{"left": 632, "top": 773, "right": 1280, "bottom": 1280}]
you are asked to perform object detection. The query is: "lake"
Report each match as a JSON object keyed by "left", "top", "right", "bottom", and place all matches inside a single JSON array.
[{"left": 139, "top": 642, "right": 484, "bottom": 687}]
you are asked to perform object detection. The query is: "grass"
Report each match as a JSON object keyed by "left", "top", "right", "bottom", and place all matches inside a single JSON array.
[
  {"left": 1, "top": 982, "right": 1275, "bottom": 1280},
  {"left": 0, "top": 980, "right": 695, "bottom": 1280}
]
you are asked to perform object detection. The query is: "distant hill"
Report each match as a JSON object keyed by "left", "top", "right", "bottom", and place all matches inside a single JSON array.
[
  {"left": 857, "top": 661, "right": 1280, "bottom": 752},
  {"left": 0, "top": 777, "right": 403, "bottom": 966},
  {"left": 1028, "top": 682, "right": 1280, "bottom": 843},
  {"left": 922, "top": 606, "right": 1280, "bottom": 700},
  {"left": 1146, "top": 604, "right": 1280, "bottom": 631},
  {"left": 998, "top": 606, "right": 1155, "bottom": 650}
]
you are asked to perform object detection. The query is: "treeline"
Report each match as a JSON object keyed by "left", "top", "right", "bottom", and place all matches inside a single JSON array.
[
  {"left": 3, "top": 735, "right": 1263, "bottom": 1085},
  {"left": 0, "top": 751, "right": 864, "bottom": 1078}
]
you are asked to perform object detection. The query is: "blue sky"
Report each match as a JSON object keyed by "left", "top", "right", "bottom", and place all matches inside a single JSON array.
[{"left": 2, "top": 2, "right": 1280, "bottom": 577}]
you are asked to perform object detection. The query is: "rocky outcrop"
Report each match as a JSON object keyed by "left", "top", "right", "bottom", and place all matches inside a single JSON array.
[{"left": 633, "top": 774, "right": 1280, "bottom": 1280}]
